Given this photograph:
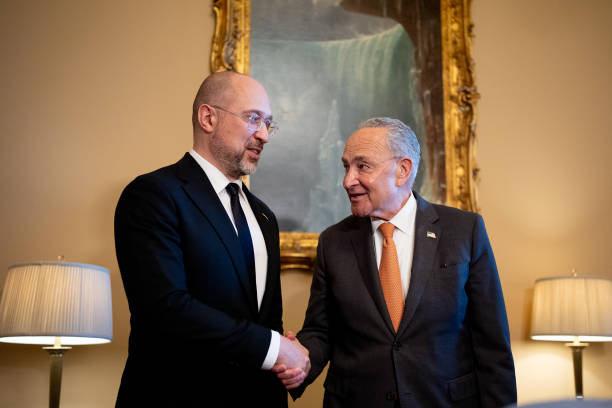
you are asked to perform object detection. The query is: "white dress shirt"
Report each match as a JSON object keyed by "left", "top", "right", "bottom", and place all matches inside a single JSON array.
[
  {"left": 371, "top": 193, "right": 417, "bottom": 298},
  {"left": 189, "top": 150, "right": 279, "bottom": 370}
]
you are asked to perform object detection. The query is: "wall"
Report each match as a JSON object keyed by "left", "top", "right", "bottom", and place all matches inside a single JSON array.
[
  {"left": 473, "top": 0, "right": 612, "bottom": 403},
  {"left": 0, "top": 0, "right": 610, "bottom": 406},
  {"left": 0, "top": 0, "right": 212, "bottom": 406}
]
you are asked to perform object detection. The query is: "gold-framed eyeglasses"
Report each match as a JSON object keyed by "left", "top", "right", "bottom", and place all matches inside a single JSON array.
[{"left": 212, "top": 105, "right": 278, "bottom": 136}]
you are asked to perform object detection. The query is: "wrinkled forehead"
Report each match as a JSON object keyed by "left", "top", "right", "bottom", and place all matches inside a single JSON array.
[{"left": 342, "top": 127, "right": 390, "bottom": 162}]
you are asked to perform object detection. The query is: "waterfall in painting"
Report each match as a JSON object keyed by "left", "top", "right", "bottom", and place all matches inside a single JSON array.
[{"left": 251, "top": 9, "right": 425, "bottom": 233}]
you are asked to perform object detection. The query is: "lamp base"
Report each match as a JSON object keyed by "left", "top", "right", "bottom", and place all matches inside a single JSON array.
[
  {"left": 565, "top": 341, "right": 588, "bottom": 400},
  {"left": 42, "top": 345, "right": 72, "bottom": 408}
]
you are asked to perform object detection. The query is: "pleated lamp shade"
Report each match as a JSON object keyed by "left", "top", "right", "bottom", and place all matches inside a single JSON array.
[
  {"left": 530, "top": 276, "right": 612, "bottom": 342},
  {"left": 0, "top": 261, "right": 113, "bottom": 345}
]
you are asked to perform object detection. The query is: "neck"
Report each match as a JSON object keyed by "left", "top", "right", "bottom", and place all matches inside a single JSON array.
[
  {"left": 372, "top": 191, "right": 412, "bottom": 221},
  {"left": 192, "top": 145, "right": 240, "bottom": 182}
]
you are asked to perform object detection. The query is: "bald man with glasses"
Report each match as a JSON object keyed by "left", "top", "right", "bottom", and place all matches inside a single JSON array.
[{"left": 114, "top": 71, "right": 309, "bottom": 407}]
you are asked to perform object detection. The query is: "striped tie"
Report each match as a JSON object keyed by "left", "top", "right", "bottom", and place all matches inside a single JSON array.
[{"left": 379, "top": 222, "right": 404, "bottom": 332}]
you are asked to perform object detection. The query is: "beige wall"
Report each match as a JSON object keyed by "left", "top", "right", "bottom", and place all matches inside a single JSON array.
[
  {"left": 473, "top": 0, "right": 612, "bottom": 403},
  {"left": 0, "top": 0, "right": 212, "bottom": 406},
  {"left": 0, "top": 0, "right": 610, "bottom": 406}
]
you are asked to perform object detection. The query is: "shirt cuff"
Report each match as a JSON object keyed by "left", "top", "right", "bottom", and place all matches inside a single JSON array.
[{"left": 261, "top": 330, "right": 280, "bottom": 370}]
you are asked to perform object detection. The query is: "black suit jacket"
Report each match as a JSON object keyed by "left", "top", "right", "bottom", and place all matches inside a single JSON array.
[
  {"left": 293, "top": 193, "right": 516, "bottom": 408},
  {"left": 114, "top": 153, "right": 287, "bottom": 407}
]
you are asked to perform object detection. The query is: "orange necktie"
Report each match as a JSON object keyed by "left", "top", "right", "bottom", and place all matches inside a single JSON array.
[{"left": 379, "top": 222, "right": 404, "bottom": 332}]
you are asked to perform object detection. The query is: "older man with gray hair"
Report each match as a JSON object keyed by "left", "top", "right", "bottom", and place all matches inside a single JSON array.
[{"left": 277, "top": 117, "right": 516, "bottom": 407}]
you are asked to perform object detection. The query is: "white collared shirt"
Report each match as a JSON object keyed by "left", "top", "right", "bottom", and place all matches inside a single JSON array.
[
  {"left": 371, "top": 193, "right": 417, "bottom": 298},
  {"left": 189, "top": 149, "right": 279, "bottom": 370}
]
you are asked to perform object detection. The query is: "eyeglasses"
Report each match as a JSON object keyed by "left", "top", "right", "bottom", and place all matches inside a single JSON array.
[{"left": 212, "top": 105, "right": 278, "bottom": 136}]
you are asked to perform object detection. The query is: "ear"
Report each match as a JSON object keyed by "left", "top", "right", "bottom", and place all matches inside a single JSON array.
[
  {"left": 395, "top": 157, "right": 413, "bottom": 187},
  {"left": 197, "top": 104, "right": 216, "bottom": 133}
]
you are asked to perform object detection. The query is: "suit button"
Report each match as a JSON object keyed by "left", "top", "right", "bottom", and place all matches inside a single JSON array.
[
  {"left": 392, "top": 341, "right": 401, "bottom": 350},
  {"left": 386, "top": 391, "right": 396, "bottom": 401}
]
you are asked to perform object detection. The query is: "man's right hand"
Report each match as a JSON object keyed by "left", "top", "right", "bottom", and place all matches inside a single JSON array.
[{"left": 271, "top": 332, "right": 310, "bottom": 389}]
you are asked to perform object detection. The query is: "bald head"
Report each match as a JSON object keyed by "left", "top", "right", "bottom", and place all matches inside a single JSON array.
[
  {"left": 191, "top": 71, "right": 248, "bottom": 129},
  {"left": 190, "top": 72, "right": 272, "bottom": 180}
]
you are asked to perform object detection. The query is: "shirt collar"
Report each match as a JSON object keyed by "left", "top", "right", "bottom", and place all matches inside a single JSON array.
[
  {"left": 189, "top": 149, "right": 243, "bottom": 194},
  {"left": 371, "top": 193, "right": 417, "bottom": 235}
]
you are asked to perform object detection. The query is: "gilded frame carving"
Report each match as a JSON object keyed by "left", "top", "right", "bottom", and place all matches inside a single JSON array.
[{"left": 211, "top": 0, "right": 479, "bottom": 271}]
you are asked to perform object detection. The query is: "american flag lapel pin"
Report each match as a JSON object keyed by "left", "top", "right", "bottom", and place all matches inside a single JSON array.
[{"left": 426, "top": 231, "right": 437, "bottom": 239}]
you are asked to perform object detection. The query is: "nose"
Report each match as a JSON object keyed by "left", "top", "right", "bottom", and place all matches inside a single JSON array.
[
  {"left": 253, "top": 125, "right": 269, "bottom": 144},
  {"left": 343, "top": 167, "right": 358, "bottom": 190}
]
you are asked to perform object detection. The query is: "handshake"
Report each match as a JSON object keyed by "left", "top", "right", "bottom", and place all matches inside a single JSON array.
[{"left": 272, "top": 331, "right": 310, "bottom": 390}]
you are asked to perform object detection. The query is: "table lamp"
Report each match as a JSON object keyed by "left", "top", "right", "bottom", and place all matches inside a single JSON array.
[
  {"left": 530, "top": 274, "right": 612, "bottom": 399},
  {"left": 0, "top": 260, "right": 113, "bottom": 408}
]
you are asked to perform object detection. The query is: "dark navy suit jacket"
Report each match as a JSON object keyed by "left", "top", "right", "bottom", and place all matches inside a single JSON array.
[
  {"left": 293, "top": 193, "right": 516, "bottom": 408},
  {"left": 114, "top": 153, "right": 287, "bottom": 407}
]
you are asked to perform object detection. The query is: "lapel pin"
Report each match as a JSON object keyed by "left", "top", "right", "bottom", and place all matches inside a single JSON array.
[
  {"left": 261, "top": 213, "right": 269, "bottom": 221},
  {"left": 426, "top": 231, "right": 437, "bottom": 239}
]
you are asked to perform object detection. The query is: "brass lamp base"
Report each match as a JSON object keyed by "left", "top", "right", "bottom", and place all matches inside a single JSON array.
[
  {"left": 565, "top": 341, "right": 588, "bottom": 400},
  {"left": 42, "top": 343, "right": 72, "bottom": 408}
]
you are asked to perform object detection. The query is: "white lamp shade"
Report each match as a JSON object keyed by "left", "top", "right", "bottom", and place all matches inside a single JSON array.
[
  {"left": 0, "top": 261, "right": 113, "bottom": 345},
  {"left": 530, "top": 276, "right": 612, "bottom": 342}
]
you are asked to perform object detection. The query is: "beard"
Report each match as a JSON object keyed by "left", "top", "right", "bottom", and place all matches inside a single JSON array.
[{"left": 210, "top": 135, "right": 261, "bottom": 179}]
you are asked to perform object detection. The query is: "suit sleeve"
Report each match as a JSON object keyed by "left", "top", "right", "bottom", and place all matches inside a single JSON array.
[
  {"left": 115, "top": 175, "right": 271, "bottom": 368},
  {"left": 290, "top": 231, "right": 333, "bottom": 400},
  {"left": 467, "top": 214, "right": 517, "bottom": 407}
]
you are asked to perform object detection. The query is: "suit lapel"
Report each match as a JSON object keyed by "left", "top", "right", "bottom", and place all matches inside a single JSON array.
[
  {"left": 397, "top": 193, "right": 440, "bottom": 336},
  {"left": 350, "top": 218, "right": 397, "bottom": 334},
  {"left": 176, "top": 154, "right": 258, "bottom": 314},
  {"left": 244, "top": 187, "right": 275, "bottom": 261},
  {"left": 243, "top": 185, "right": 278, "bottom": 316}
]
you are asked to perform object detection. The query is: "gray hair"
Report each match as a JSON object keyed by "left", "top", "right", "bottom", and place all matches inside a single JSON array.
[{"left": 358, "top": 117, "right": 421, "bottom": 188}]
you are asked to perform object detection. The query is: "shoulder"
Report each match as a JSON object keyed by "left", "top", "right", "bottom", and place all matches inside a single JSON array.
[
  {"left": 415, "top": 193, "right": 484, "bottom": 235},
  {"left": 116, "top": 159, "right": 187, "bottom": 214},
  {"left": 431, "top": 202, "right": 481, "bottom": 222},
  {"left": 121, "top": 155, "right": 191, "bottom": 196},
  {"left": 416, "top": 191, "right": 479, "bottom": 219},
  {"left": 320, "top": 214, "right": 367, "bottom": 239}
]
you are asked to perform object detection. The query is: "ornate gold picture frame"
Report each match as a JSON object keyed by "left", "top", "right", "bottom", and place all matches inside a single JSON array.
[{"left": 211, "top": 0, "right": 479, "bottom": 271}]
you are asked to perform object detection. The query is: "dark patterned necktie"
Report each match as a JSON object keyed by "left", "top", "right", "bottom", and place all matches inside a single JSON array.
[{"left": 226, "top": 183, "right": 255, "bottom": 284}]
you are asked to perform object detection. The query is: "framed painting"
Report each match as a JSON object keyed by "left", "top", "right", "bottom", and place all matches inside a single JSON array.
[{"left": 211, "top": 0, "right": 479, "bottom": 270}]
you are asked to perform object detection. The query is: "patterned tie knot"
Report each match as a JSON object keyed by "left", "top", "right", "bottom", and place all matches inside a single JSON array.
[
  {"left": 226, "top": 182, "right": 240, "bottom": 197},
  {"left": 379, "top": 222, "right": 395, "bottom": 237},
  {"left": 379, "top": 222, "right": 395, "bottom": 248}
]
